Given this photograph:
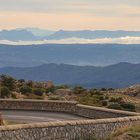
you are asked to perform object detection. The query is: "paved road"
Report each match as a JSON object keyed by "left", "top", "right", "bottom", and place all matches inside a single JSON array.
[{"left": 0, "top": 110, "right": 86, "bottom": 123}]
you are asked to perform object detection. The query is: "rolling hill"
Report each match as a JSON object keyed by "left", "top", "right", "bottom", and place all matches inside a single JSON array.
[{"left": 1, "top": 62, "right": 140, "bottom": 88}]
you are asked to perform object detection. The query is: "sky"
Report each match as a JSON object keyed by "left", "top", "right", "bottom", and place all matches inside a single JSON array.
[{"left": 0, "top": 0, "right": 140, "bottom": 30}]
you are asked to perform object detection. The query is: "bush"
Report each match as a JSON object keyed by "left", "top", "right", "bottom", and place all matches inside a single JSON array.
[
  {"left": 0, "top": 86, "right": 11, "bottom": 98},
  {"left": 32, "top": 88, "right": 45, "bottom": 96},
  {"left": 101, "top": 88, "right": 107, "bottom": 91},
  {"left": 108, "top": 103, "right": 122, "bottom": 110},
  {"left": 56, "top": 85, "right": 69, "bottom": 89},
  {"left": 26, "top": 80, "right": 34, "bottom": 88},
  {"left": 18, "top": 79, "right": 25, "bottom": 83},
  {"left": 98, "top": 95, "right": 105, "bottom": 101},
  {"left": 120, "top": 103, "right": 136, "bottom": 111},
  {"left": 101, "top": 100, "right": 108, "bottom": 106},
  {"left": 20, "top": 86, "right": 32, "bottom": 95},
  {"left": 11, "top": 93, "right": 17, "bottom": 99},
  {"left": 105, "top": 96, "right": 109, "bottom": 100},
  {"left": 73, "top": 86, "right": 86, "bottom": 94},
  {"left": 45, "top": 87, "right": 56, "bottom": 93},
  {"left": 108, "top": 88, "right": 114, "bottom": 91}
]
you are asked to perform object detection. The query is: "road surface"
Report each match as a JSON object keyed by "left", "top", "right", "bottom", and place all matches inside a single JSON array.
[{"left": 0, "top": 110, "right": 86, "bottom": 123}]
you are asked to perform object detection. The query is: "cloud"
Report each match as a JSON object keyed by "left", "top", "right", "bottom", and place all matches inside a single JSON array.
[
  {"left": 0, "top": 0, "right": 139, "bottom": 30},
  {"left": 0, "top": 11, "right": 140, "bottom": 30},
  {"left": 0, "top": 0, "right": 139, "bottom": 16},
  {"left": 0, "top": 37, "right": 140, "bottom": 45}
]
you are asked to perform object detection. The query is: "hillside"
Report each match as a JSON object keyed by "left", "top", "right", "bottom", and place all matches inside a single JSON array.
[
  {"left": 0, "top": 74, "right": 139, "bottom": 113},
  {"left": 1, "top": 63, "right": 140, "bottom": 88}
]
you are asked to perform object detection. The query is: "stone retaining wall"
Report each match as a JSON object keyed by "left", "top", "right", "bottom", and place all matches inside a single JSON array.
[
  {"left": 0, "top": 116, "right": 140, "bottom": 140},
  {"left": 76, "top": 104, "right": 140, "bottom": 119},
  {"left": 0, "top": 99, "right": 139, "bottom": 119},
  {"left": 0, "top": 99, "right": 77, "bottom": 113},
  {"left": 0, "top": 99, "right": 140, "bottom": 140}
]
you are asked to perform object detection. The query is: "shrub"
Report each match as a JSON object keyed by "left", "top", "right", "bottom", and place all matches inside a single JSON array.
[
  {"left": 46, "top": 87, "right": 56, "bottom": 93},
  {"left": 73, "top": 86, "right": 86, "bottom": 94},
  {"left": 108, "top": 88, "right": 114, "bottom": 91},
  {"left": 56, "top": 85, "right": 69, "bottom": 89},
  {"left": 0, "top": 75, "right": 16, "bottom": 91},
  {"left": 98, "top": 95, "right": 105, "bottom": 101},
  {"left": 20, "top": 86, "right": 32, "bottom": 95},
  {"left": 11, "top": 93, "right": 17, "bottom": 99},
  {"left": 26, "top": 80, "right": 34, "bottom": 88},
  {"left": 108, "top": 103, "right": 122, "bottom": 110},
  {"left": 109, "top": 97, "right": 122, "bottom": 103},
  {"left": 105, "top": 96, "right": 109, "bottom": 100},
  {"left": 120, "top": 103, "right": 136, "bottom": 112},
  {"left": 101, "top": 100, "right": 108, "bottom": 106},
  {"left": 101, "top": 88, "right": 107, "bottom": 91},
  {"left": 32, "top": 88, "right": 45, "bottom": 96},
  {"left": 18, "top": 79, "right": 25, "bottom": 83},
  {"left": 0, "top": 86, "right": 11, "bottom": 98}
]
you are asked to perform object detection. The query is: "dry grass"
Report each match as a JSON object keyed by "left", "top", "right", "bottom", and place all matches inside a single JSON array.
[{"left": 106, "top": 125, "right": 140, "bottom": 140}]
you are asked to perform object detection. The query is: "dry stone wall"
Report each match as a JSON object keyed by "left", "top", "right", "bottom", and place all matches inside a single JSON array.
[{"left": 0, "top": 99, "right": 140, "bottom": 140}]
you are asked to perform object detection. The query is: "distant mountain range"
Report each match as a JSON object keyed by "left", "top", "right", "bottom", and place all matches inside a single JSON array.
[
  {"left": 0, "top": 44, "right": 140, "bottom": 68},
  {"left": 0, "top": 28, "right": 140, "bottom": 41},
  {"left": 1, "top": 62, "right": 140, "bottom": 88}
]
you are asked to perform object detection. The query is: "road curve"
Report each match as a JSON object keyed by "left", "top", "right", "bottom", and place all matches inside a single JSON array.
[{"left": 0, "top": 110, "right": 86, "bottom": 123}]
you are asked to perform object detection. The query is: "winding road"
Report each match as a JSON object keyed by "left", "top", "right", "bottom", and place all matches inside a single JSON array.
[{"left": 0, "top": 110, "right": 86, "bottom": 123}]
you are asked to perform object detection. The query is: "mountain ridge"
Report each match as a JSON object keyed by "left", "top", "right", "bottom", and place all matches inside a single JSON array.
[
  {"left": 0, "top": 29, "right": 37, "bottom": 41},
  {"left": 45, "top": 30, "right": 140, "bottom": 40},
  {"left": 0, "top": 29, "right": 140, "bottom": 41}
]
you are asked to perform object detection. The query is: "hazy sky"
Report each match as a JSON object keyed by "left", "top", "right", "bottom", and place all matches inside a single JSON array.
[{"left": 0, "top": 0, "right": 140, "bottom": 30}]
